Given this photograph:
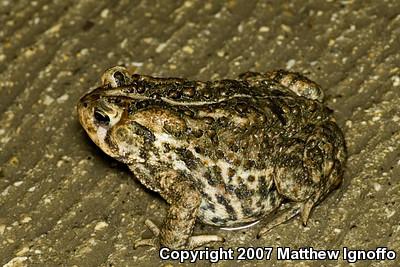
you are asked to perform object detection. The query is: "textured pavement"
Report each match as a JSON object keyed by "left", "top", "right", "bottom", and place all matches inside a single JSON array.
[{"left": 1, "top": 1, "right": 399, "bottom": 266}]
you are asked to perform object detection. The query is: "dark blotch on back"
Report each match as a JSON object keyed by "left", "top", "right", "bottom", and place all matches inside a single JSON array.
[
  {"left": 267, "top": 100, "right": 286, "bottom": 126},
  {"left": 215, "top": 150, "right": 225, "bottom": 159},
  {"left": 248, "top": 175, "right": 255, "bottom": 182},
  {"left": 234, "top": 102, "right": 248, "bottom": 114},
  {"left": 234, "top": 183, "right": 253, "bottom": 199},
  {"left": 191, "top": 129, "right": 203, "bottom": 138},
  {"left": 133, "top": 122, "right": 155, "bottom": 143},
  {"left": 182, "top": 86, "right": 195, "bottom": 97},
  {"left": 216, "top": 194, "right": 237, "bottom": 220},
  {"left": 204, "top": 202, "right": 216, "bottom": 212},
  {"left": 271, "top": 89, "right": 287, "bottom": 97},
  {"left": 168, "top": 90, "right": 181, "bottom": 99},
  {"left": 194, "top": 146, "right": 204, "bottom": 154},
  {"left": 258, "top": 175, "right": 271, "bottom": 199},
  {"left": 176, "top": 148, "right": 199, "bottom": 170},
  {"left": 243, "top": 160, "right": 255, "bottom": 170},
  {"left": 139, "top": 148, "right": 148, "bottom": 160},
  {"left": 242, "top": 205, "right": 255, "bottom": 217},
  {"left": 227, "top": 168, "right": 236, "bottom": 178},
  {"left": 205, "top": 166, "right": 224, "bottom": 186},
  {"left": 207, "top": 129, "right": 218, "bottom": 144},
  {"left": 163, "top": 143, "right": 171, "bottom": 152}
]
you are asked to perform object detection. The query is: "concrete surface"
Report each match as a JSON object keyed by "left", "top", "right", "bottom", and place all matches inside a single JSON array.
[{"left": 0, "top": 0, "right": 399, "bottom": 266}]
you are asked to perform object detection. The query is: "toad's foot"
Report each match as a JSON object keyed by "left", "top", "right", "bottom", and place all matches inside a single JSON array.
[
  {"left": 134, "top": 219, "right": 224, "bottom": 249},
  {"left": 257, "top": 194, "right": 322, "bottom": 238},
  {"left": 257, "top": 203, "right": 301, "bottom": 238},
  {"left": 133, "top": 219, "right": 160, "bottom": 248}
]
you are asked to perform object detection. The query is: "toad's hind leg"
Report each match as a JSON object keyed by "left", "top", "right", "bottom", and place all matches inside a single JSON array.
[
  {"left": 239, "top": 70, "right": 324, "bottom": 102},
  {"left": 133, "top": 172, "right": 224, "bottom": 249},
  {"left": 258, "top": 120, "right": 346, "bottom": 237},
  {"left": 159, "top": 186, "right": 224, "bottom": 249}
]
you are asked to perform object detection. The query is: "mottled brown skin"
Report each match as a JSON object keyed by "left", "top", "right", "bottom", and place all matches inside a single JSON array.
[{"left": 77, "top": 66, "right": 346, "bottom": 249}]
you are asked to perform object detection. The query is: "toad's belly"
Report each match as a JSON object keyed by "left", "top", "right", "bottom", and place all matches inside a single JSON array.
[{"left": 197, "top": 189, "right": 283, "bottom": 227}]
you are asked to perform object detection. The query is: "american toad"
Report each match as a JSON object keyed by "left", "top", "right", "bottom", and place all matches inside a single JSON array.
[{"left": 77, "top": 66, "right": 346, "bottom": 249}]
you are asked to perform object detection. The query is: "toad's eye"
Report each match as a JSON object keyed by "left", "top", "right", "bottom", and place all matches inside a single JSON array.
[{"left": 94, "top": 109, "right": 110, "bottom": 125}]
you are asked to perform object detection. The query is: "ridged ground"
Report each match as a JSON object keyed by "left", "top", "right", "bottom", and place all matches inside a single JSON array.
[{"left": 0, "top": 1, "right": 399, "bottom": 266}]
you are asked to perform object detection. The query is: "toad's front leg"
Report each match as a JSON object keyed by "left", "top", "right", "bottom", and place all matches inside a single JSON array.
[{"left": 134, "top": 171, "right": 224, "bottom": 249}]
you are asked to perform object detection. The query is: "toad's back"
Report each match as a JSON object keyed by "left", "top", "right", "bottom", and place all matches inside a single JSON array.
[{"left": 107, "top": 74, "right": 337, "bottom": 227}]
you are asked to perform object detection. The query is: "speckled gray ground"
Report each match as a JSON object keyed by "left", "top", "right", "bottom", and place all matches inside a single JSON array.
[{"left": 0, "top": 1, "right": 399, "bottom": 266}]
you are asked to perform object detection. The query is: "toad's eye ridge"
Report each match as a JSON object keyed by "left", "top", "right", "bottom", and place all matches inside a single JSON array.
[{"left": 94, "top": 109, "right": 110, "bottom": 125}]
